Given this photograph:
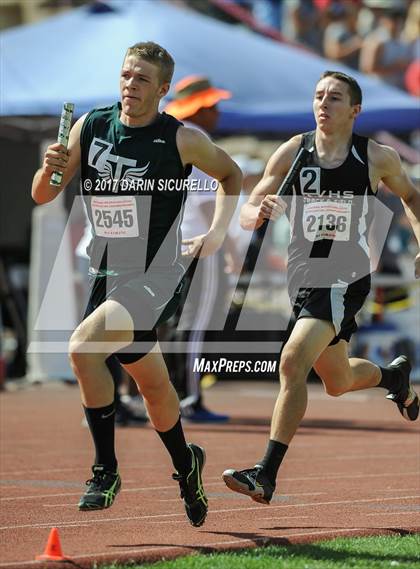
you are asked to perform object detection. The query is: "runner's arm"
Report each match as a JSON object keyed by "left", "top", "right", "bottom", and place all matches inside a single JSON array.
[
  {"left": 370, "top": 140, "right": 420, "bottom": 277},
  {"left": 177, "top": 127, "right": 242, "bottom": 256},
  {"left": 31, "top": 114, "right": 87, "bottom": 204},
  {"left": 240, "top": 135, "right": 301, "bottom": 230}
]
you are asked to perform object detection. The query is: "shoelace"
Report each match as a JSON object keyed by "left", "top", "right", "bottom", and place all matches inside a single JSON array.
[
  {"left": 172, "top": 472, "right": 195, "bottom": 501},
  {"left": 85, "top": 471, "right": 110, "bottom": 490},
  {"left": 172, "top": 473, "right": 185, "bottom": 498},
  {"left": 172, "top": 458, "right": 206, "bottom": 503},
  {"left": 173, "top": 472, "right": 207, "bottom": 505},
  {"left": 241, "top": 467, "right": 262, "bottom": 481}
]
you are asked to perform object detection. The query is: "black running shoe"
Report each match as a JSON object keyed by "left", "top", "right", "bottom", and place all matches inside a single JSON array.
[
  {"left": 172, "top": 443, "right": 208, "bottom": 527},
  {"left": 222, "top": 465, "right": 275, "bottom": 504},
  {"left": 78, "top": 465, "right": 121, "bottom": 511},
  {"left": 386, "top": 356, "right": 419, "bottom": 422},
  {"left": 115, "top": 401, "right": 148, "bottom": 427}
]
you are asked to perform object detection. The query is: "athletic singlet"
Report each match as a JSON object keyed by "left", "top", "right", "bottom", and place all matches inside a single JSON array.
[
  {"left": 80, "top": 104, "right": 191, "bottom": 272},
  {"left": 287, "top": 131, "right": 376, "bottom": 293}
]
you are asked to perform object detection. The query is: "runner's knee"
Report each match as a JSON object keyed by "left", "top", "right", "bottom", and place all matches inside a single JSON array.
[
  {"left": 69, "top": 330, "right": 103, "bottom": 376},
  {"left": 139, "top": 374, "right": 173, "bottom": 406},
  {"left": 279, "top": 345, "right": 311, "bottom": 383}
]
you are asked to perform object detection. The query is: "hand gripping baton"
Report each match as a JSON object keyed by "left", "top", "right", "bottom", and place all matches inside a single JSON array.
[
  {"left": 227, "top": 145, "right": 313, "bottom": 332},
  {"left": 50, "top": 102, "right": 74, "bottom": 187}
]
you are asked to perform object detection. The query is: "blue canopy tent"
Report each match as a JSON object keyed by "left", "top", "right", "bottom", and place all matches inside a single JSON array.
[{"left": 1, "top": 0, "right": 418, "bottom": 132}]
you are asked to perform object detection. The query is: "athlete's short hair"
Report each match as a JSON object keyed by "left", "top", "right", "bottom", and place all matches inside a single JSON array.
[
  {"left": 320, "top": 71, "right": 362, "bottom": 106},
  {"left": 126, "top": 41, "right": 175, "bottom": 84}
]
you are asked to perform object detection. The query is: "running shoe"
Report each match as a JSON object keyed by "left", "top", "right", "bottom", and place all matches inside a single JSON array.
[
  {"left": 115, "top": 401, "right": 148, "bottom": 426},
  {"left": 172, "top": 443, "right": 208, "bottom": 527},
  {"left": 180, "top": 397, "right": 229, "bottom": 423},
  {"left": 182, "top": 405, "right": 230, "bottom": 423},
  {"left": 222, "top": 465, "right": 275, "bottom": 505},
  {"left": 386, "top": 356, "right": 419, "bottom": 422},
  {"left": 78, "top": 464, "right": 121, "bottom": 511}
]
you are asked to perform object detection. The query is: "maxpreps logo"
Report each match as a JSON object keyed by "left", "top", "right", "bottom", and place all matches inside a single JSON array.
[{"left": 86, "top": 137, "right": 150, "bottom": 192}]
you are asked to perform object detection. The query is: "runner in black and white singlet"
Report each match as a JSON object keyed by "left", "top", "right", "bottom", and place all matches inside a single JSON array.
[
  {"left": 287, "top": 129, "right": 375, "bottom": 345},
  {"left": 223, "top": 71, "right": 420, "bottom": 506},
  {"left": 32, "top": 42, "right": 242, "bottom": 527}
]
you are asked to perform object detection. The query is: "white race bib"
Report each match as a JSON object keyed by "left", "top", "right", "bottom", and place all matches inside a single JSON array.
[
  {"left": 91, "top": 196, "right": 139, "bottom": 238},
  {"left": 303, "top": 199, "right": 351, "bottom": 242}
]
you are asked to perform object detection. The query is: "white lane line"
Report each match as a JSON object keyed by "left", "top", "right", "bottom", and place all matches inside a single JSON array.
[
  {"left": 382, "top": 488, "right": 420, "bottom": 492},
  {"left": 156, "top": 491, "right": 326, "bottom": 503},
  {"left": 260, "top": 515, "right": 311, "bottom": 520},
  {"left": 145, "top": 520, "right": 190, "bottom": 525},
  {"left": 0, "top": 527, "right": 383, "bottom": 568},
  {"left": 283, "top": 492, "right": 326, "bottom": 496},
  {"left": 41, "top": 492, "right": 323, "bottom": 507},
  {"left": 1, "top": 491, "right": 83, "bottom": 501},
  {"left": 313, "top": 454, "right": 420, "bottom": 462},
  {"left": 2, "top": 471, "right": 419, "bottom": 502},
  {"left": 1, "top": 495, "right": 419, "bottom": 531},
  {"left": 0, "top": 482, "right": 222, "bottom": 502},
  {"left": 366, "top": 511, "right": 420, "bottom": 516},
  {"left": 2, "top": 450, "right": 417, "bottom": 476},
  {"left": 0, "top": 464, "right": 166, "bottom": 476},
  {"left": 43, "top": 504, "right": 78, "bottom": 508},
  {"left": 274, "top": 471, "right": 420, "bottom": 482},
  {"left": 40, "top": 489, "right": 415, "bottom": 508},
  {"left": 141, "top": 515, "right": 313, "bottom": 524}
]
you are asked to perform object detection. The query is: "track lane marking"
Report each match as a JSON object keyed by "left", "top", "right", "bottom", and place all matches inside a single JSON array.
[
  {"left": 1, "top": 495, "right": 419, "bottom": 531},
  {"left": 40, "top": 492, "right": 327, "bottom": 508},
  {"left": 366, "top": 511, "right": 420, "bottom": 516},
  {"left": 2, "top": 471, "right": 419, "bottom": 502},
  {"left": 0, "top": 481, "right": 223, "bottom": 502}
]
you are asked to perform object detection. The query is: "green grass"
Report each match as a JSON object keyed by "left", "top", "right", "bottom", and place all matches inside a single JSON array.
[{"left": 101, "top": 534, "right": 420, "bottom": 569}]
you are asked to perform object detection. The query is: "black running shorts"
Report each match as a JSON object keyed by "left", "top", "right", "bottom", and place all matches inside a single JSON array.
[
  {"left": 291, "top": 275, "right": 371, "bottom": 345},
  {"left": 84, "top": 269, "right": 184, "bottom": 364}
]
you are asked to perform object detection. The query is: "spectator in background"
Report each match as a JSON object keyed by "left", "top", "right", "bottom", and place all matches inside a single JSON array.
[
  {"left": 405, "top": 59, "right": 420, "bottom": 96},
  {"left": 403, "top": 0, "right": 420, "bottom": 51},
  {"left": 282, "top": 0, "right": 323, "bottom": 52},
  {"left": 252, "top": 0, "right": 283, "bottom": 30},
  {"left": 323, "top": 2, "right": 363, "bottom": 69},
  {"left": 358, "top": 0, "right": 384, "bottom": 37},
  {"left": 403, "top": 0, "right": 420, "bottom": 95},
  {"left": 360, "top": 4, "right": 413, "bottom": 89},
  {"left": 164, "top": 76, "right": 238, "bottom": 423}
]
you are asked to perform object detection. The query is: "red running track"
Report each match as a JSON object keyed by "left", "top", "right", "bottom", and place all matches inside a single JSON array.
[{"left": 0, "top": 381, "right": 419, "bottom": 568}]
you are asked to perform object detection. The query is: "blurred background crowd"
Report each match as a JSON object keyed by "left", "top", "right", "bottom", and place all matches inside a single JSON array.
[
  {"left": 0, "top": 0, "right": 419, "bottom": 409},
  {"left": 1, "top": 0, "right": 419, "bottom": 94}
]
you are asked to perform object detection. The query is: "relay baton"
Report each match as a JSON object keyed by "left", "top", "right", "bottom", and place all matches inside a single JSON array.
[
  {"left": 50, "top": 102, "right": 74, "bottom": 186},
  {"left": 227, "top": 145, "right": 312, "bottom": 332}
]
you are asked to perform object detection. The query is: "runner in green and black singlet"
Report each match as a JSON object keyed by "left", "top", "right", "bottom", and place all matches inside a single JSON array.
[
  {"left": 80, "top": 104, "right": 191, "bottom": 274},
  {"left": 32, "top": 41, "right": 242, "bottom": 527}
]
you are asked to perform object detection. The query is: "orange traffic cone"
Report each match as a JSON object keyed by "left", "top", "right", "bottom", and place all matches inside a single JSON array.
[{"left": 36, "top": 527, "right": 68, "bottom": 561}]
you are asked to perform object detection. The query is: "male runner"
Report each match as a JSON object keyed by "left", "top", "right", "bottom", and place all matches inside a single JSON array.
[
  {"left": 223, "top": 71, "right": 420, "bottom": 504},
  {"left": 32, "top": 42, "right": 241, "bottom": 527}
]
